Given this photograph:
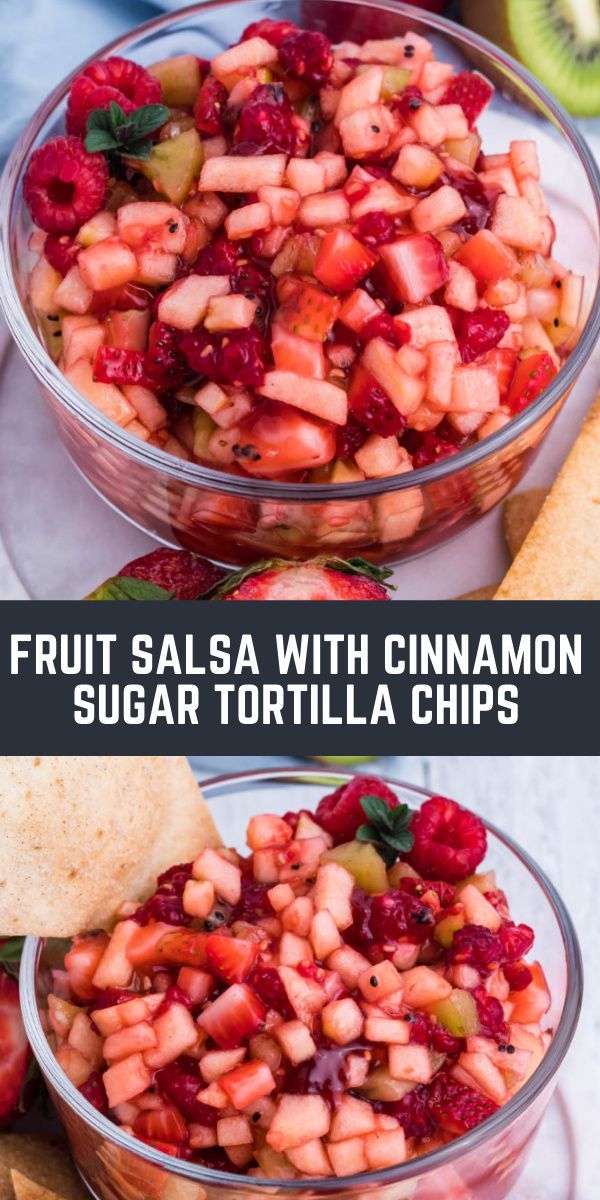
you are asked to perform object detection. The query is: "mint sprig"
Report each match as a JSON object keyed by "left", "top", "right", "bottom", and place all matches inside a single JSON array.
[
  {"left": 86, "top": 575, "right": 174, "bottom": 601},
  {"left": 85, "top": 101, "right": 170, "bottom": 161},
  {"left": 356, "top": 795, "right": 415, "bottom": 868}
]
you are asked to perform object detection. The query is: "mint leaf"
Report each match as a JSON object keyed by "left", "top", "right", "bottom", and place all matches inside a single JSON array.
[
  {"left": 356, "top": 796, "right": 415, "bottom": 868},
  {"left": 84, "top": 102, "right": 169, "bottom": 161},
  {"left": 86, "top": 576, "right": 174, "bottom": 601}
]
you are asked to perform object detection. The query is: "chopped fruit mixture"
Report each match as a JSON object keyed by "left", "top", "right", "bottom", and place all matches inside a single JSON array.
[
  {"left": 47, "top": 779, "right": 551, "bottom": 1178},
  {"left": 25, "top": 21, "right": 582, "bottom": 502}
]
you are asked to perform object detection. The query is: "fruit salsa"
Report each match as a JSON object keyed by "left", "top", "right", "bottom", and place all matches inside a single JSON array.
[
  {"left": 23, "top": 18, "right": 583, "bottom": 495},
  {"left": 45, "top": 778, "right": 551, "bottom": 1178}
]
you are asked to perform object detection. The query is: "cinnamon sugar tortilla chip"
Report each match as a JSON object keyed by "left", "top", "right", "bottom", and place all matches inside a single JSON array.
[
  {"left": 496, "top": 396, "right": 600, "bottom": 599},
  {"left": 0, "top": 757, "right": 221, "bottom": 936},
  {"left": 0, "top": 1135, "right": 86, "bottom": 1200},
  {"left": 455, "top": 584, "right": 499, "bottom": 600},
  {"left": 11, "top": 1171, "right": 67, "bottom": 1200},
  {"left": 503, "top": 488, "right": 547, "bottom": 560}
]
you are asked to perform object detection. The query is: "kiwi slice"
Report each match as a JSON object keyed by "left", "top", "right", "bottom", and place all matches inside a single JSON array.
[{"left": 461, "top": 0, "right": 600, "bottom": 116}]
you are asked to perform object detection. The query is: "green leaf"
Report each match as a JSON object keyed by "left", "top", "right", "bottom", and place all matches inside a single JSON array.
[
  {"left": 129, "top": 103, "right": 171, "bottom": 136},
  {"left": 86, "top": 108, "right": 114, "bottom": 132},
  {"left": 356, "top": 796, "right": 415, "bottom": 868},
  {"left": 84, "top": 101, "right": 169, "bottom": 162},
  {"left": 0, "top": 936, "right": 25, "bottom": 965},
  {"left": 360, "top": 794, "right": 394, "bottom": 829},
  {"left": 86, "top": 576, "right": 174, "bottom": 601},
  {"left": 84, "top": 130, "right": 119, "bottom": 154}
]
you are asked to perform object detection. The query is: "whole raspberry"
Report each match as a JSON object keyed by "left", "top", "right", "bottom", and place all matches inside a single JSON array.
[
  {"left": 66, "top": 77, "right": 135, "bottom": 137},
  {"left": 133, "top": 862, "right": 193, "bottom": 927},
  {"left": 353, "top": 210, "right": 396, "bottom": 247},
  {"left": 241, "top": 19, "right": 299, "bottom": 46},
  {"left": 43, "top": 233, "right": 79, "bottom": 276},
  {"left": 23, "top": 137, "right": 108, "bottom": 233},
  {"left": 315, "top": 774, "right": 398, "bottom": 844},
  {"left": 194, "top": 76, "right": 228, "bottom": 136},
  {"left": 83, "top": 55, "right": 161, "bottom": 106},
  {"left": 456, "top": 308, "right": 510, "bottom": 364},
  {"left": 235, "top": 83, "right": 297, "bottom": 155},
  {"left": 118, "top": 548, "right": 226, "bottom": 601},
  {"left": 472, "top": 986, "right": 508, "bottom": 1041},
  {"left": 503, "top": 961, "right": 533, "bottom": 992},
  {"left": 278, "top": 30, "right": 334, "bottom": 86},
  {"left": 407, "top": 796, "right": 487, "bottom": 882},
  {"left": 427, "top": 1073, "right": 497, "bottom": 1134},
  {"left": 384, "top": 1084, "right": 437, "bottom": 1139}
]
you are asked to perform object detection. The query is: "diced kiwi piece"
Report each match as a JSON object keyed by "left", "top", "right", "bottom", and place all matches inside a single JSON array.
[
  {"left": 148, "top": 54, "right": 202, "bottom": 107},
  {"left": 361, "top": 1065, "right": 416, "bottom": 1102},
  {"left": 134, "top": 128, "right": 203, "bottom": 205},
  {"left": 460, "top": 0, "right": 600, "bottom": 117},
  {"left": 443, "top": 132, "right": 481, "bottom": 168},
  {"left": 381, "top": 66, "right": 412, "bottom": 101},
  {"left": 255, "top": 1146, "right": 298, "bottom": 1180},
  {"left": 39, "top": 314, "right": 63, "bottom": 363},
  {"left": 433, "top": 907, "right": 466, "bottom": 949},
  {"left": 329, "top": 460, "right": 366, "bottom": 484},
  {"left": 430, "top": 988, "right": 480, "bottom": 1038},
  {"left": 192, "top": 410, "right": 217, "bottom": 460},
  {"left": 322, "top": 840, "right": 388, "bottom": 894},
  {"left": 387, "top": 860, "right": 421, "bottom": 888}
]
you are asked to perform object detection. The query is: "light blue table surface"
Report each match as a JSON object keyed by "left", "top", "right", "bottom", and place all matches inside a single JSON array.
[{"left": 2, "top": 0, "right": 598, "bottom": 165}]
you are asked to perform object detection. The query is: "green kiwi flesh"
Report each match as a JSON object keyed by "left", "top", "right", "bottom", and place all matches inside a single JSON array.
[{"left": 461, "top": 0, "right": 600, "bottom": 116}]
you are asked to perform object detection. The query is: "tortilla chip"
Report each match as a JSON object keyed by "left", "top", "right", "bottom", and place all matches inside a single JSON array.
[
  {"left": 0, "top": 1135, "right": 86, "bottom": 1200},
  {"left": 0, "top": 757, "right": 221, "bottom": 937},
  {"left": 455, "top": 584, "right": 499, "bottom": 600},
  {"left": 496, "top": 395, "right": 600, "bottom": 599},
  {"left": 11, "top": 1170, "right": 66, "bottom": 1200},
  {"left": 503, "top": 489, "right": 547, "bottom": 559}
]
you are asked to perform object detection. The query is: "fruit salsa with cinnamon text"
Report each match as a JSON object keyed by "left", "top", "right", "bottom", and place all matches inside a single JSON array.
[
  {"left": 45, "top": 777, "right": 551, "bottom": 1179},
  {"left": 24, "top": 17, "right": 583, "bottom": 499}
]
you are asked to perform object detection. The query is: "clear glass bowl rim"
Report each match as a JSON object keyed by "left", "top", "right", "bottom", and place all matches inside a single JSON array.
[
  {"left": 20, "top": 766, "right": 583, "bottom": 1192},
  {"left": 1, "top": 0, "right": 600, "bottom": 503}
]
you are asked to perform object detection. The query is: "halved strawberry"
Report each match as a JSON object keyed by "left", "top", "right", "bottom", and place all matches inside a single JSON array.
[
  {"left": 0, "top": 970, "right": 32, "bottom": 1128},
  {"left": 205, "top": 935, "right": 259, "bottom": 984},
  {"left": 278, "top": 281, "right": 341, "bottom": 342},
  {"left": 88, "top": 548, "right": 227, "bottom": 601},
  {"left": 218, "top": 558, "right": 393, "bottom": 601},
  {"left": 154, "top": 930, "right": 210, "bottom": 967},
  {"left": 198, "top": 983, "right": 266, "bottom": 1049},
  {"left": 505, "top": 352, "right": 557, "bottom": 414},
  {"left": 440, "top": 72, "right": 494, "bottom": 129}
]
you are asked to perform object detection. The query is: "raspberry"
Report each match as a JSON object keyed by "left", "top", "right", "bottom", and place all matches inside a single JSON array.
[
  {"left": 447, "top": 925, "right": 502, "bottom": 975},
  {"left": 361, "top": 313, "right": 410, "bottom": 349},
  {"left": 500, "top": 923, "right": 535, "bottom": 962},
  {"left": 441, "top": 72, "right": 494, "bottom": 129},
  {"left": 357, "top": 889, "right": 435, "bottom": 944},
  {"left": 118, "top": 548, "right": 226, "bottom": 601},
  {"left": 336, "top": 416, "right": 368, "bottom": 459},
  {"left": 231, "top": 879, "right": 271, "bottom": 923},
  {"left": 23, "top": 136, "right": 108, "bottom": 234},
  {"left": 235, "top": 83, "right": 297, "bottom": 155},
  {"left": 407, "top": 796, "right": 487, "bottom": 882},
  {"left": 180, "top": 327, "right": 266, "bottom": 388},
  {"left": 193, "top": 236, "right": 239, "bottom": 276},
  {"left": 384, "top": 1084, "right": 437, "bottom": 1139},
  {"left": 43, "top": 233, "right": 79, "bottom": 276},
  {"left": 84, "top": 55, "right": 161, "bottom": 107},
  {"left": 349, "top": 371, "right": 406, "bottom": 439},
  {"left": 315, "top": 774, "right": 398, "bottom": 844},
  {"left": 157, "top": 985, "right": 196, "bottom": 1015},
  {"left": 472, "top": 986, "right": 508, "bottom": 1041},
  {"left": 230, "top": 260, "right": 275, "bottom": 331},
  {"left": 90, "top": 282, "right": 154, "bottom": 316},
  {"left": 156, "top": 1059, "right": 220, "bottom": 1125},
  {"left": 251, "top": 967, "right": 294, "bottom": 1018},
  {"left": 410, "top": 431, "right": 461, "bottom": 469},
  {"left": 503, "top": 962, "right": 533, "bottom": 992},
  {"left": 406, "top": 1011, "right": 462, "bottom": 1056},
  {"left": 353, "top": 211, "right": 396, "bottom": 246},
  {"left": 398, "top": 876, "right": 456, "bottom": 908},
  {"left": 92, "top": 988, "right": 137, "bottom": 1010},
  {"left": 94, "top": 346, "right": 150, "bottom": 387},
  {"left": 279, "top": 30, "right": 334, "bottom": 86},
  {"left": 428, "top": 1073, "right": 498, "bottom": 1135},
  {"left": 457, "top": 308, "right": 510, "bottom": 364},
  {"left": 79, "top": 1071, "right": 108, "bottom": 1115},
  {"left": 133, "top": 862, "right": 193, "bottom": 926},
  {"left": 66, "top": 77, "right": 135, "bottom": 137},
  {"left": 194, "top": 76, "right": 228, "bottom": 136},
  {"left": 241, "top": 19, "right": 299, "bottom": 46},
  {"left": 144, "top": 322, "right": 189, "bottom": 393}
]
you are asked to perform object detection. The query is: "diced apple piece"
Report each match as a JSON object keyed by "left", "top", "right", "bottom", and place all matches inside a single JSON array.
[
  {"left": 158, "top": 275, "right": 230, "bottom": 330},
  {"left": 220, "top": 1059, "right": 276, "bottom": 1109},
  {"left": 327, "top": 1136, "right": 368, "bottom": 1177},
  {"left": 267, "top": 1094, "right": 331, "bottom": 1152},
  {"left": 335, "top": 66, "right": 385, "bottom": 126},
  {"left": 248, "top": 815, "right": 293, "bottom": 852},
  {"left": 322, "top": 997, "right": 364, "bottom": 1045},
  {"left": 225, "top": 202, "right": 271, "bottom": 240},
  {"left": 364, "top": 1016, "right": 410, "bottom": 1044},
  {"left": 274, "top": 1020, "right": 317, "bottom": 1065},
  {"left": 356, "top": 433, "right": 405, "bottom": 478},
  {"left": 117, "top": 202, "right": 188, "bottom": 254},
  {"left": 183, "top": 879, "right": 215, "bottom": 919},
  {"left": 445, "top": 260, "right": 478, "bottom": 312},
  {"left": 217, "top": 1115, "right": 253, "bottom": 1146},
  {"left": 328, "top": 945, "right": 371, "bottom": 989},
  {"left": 330, "top": 1095, "right": 377, "bottom": 1142},
  {"left": 61, "top": 316, "right": 105, "bottom": 369},
  {"left": 258, "top": 185, "right": 300, "bottom": 225},
  {"left": 279, "top": 931, "right": 313, "bottom": 967},
  {"left": 456, "top": 1051, "right": 507, "bottom": 1104},
  {"left": 30, "top": 256, "right": 62, "bottom": 314},
  {"left": 104, "top": 1021, "right": 157, "bottom": 1062},
  {"left": 193, "top": 847, "right": 242, "bottom": 905},
  {"left": 358, "top": 960, "right": 404, "bottom": 1003},
  {"left": 286, "top": 1139, "right": 334, "bottom": 1176},
  {"left": 279, "top": 966, "right": 327, "bottom": 1026},
  {"left": 412, "top": 185, "right": 467, "bottom": 233},
  {"left": 314, "top": 862, "right": 354, "bottom": 930},
  {"left": 393, "top": 143, "right": 443, "bottom": 188},
  {"left": 310, "top": 910, "right": 342, "bottom": 960},
  {"left": 78, "top": 238, "right": 137, "bottom": 291},
  {"left": 200, "top": 1048, "right": 246, "bottom": 1083},
  {"left": 76, "top": 210, "right": 117, "bottom": 246},
  {"left": 205, "top": 294, "right": 258, "bottom": 330},
  {"left": 268, "top": 882, "right": 295, "bottom": 912},
  {"left": 314, "top": 152, "right": 348, "bottom": 188},
  {"left": 338, "top": 288, "right": 382, "bottom": 333},
  {"left": 286, "top": 159, "right": 326, "bottom": 196},
  {"left": 67, "top": 1012, "right": 103, "bottom": 1066},
  {"left": 408, "top": 102, "right": 447, "bottom": 147},
  {"left": 103, "top": 1052, "right": 152, "bottom": 1108},
  {"left": 339, "top": 105, "right": 395, "bottom": 159},
  {"left": 460, "top": 884, "right": 502, "bottom": 931},
  {"left": 389, "top": 1043, "right": 433, "bottom": 1084},
  {"left": 54, "top": 265, "right": 93, "bottom": 315},
  {"left": 200, "top": 155, "right": 286, "bottom": 192},
  {"left": 189, "top": 1124, "right": 218, "bottom": 1149},
  {"left": 281, "top": 897, "right": 315, "bottom": 937},
  {"left": 362, "top": 336, "right": 425, "bottom": 416},
  {"left": 490, "top": 194, "right": 545, "bottom": 251},
  {"left": 259, "top": 372, "right": 347, "bottom": 426},
  {"left": 299, "top": 191, "right": 350, "bottom": 227},
  {"left": 134, "top": 248, "right": 178, "bottom": 286},
  {"left": 401, "top": 305, "right": 456, "bottom": 348},
  {"left": 92, "top": 921, "right": 137, "bottom": 989},
  {"left": 143, "top": 1003, "right": 199, "bottom": 1068},
  {"left": 452, "top": 366, "right": 499, "bottom": 413},
  {"left": 400, "top": 966, "right": 452, "bottom": 1007},
  {"left": 212, "top": 37, "right": 278, "bottom": 80},
  {"left": 364, "top": 1128, "right": 407, "bottom": 1169}
]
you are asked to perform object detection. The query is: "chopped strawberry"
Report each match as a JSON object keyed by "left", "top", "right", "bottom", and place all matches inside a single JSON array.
[
  {"left": 205, "top": 934, "right": 259, "bottom": 984},
  {"left": 315, "top": 774, "right": 398, "bottom": 844},
  {"left": 117, "top": 548, "right": 226, "bottom": 601},
  {"left": 194, "top": 76, "right": 228, "bottom": 135},
  {"left": 134, "top": 1106, "right": 188, "bottom": 1145},
  {"left": 427, "top": 1073, "right": 498, "bottom": 1134},
  {"left": 221, "top": 561, "right": 391, "bottom": 601},
  {"left": 278, "top": 282, "right": 341, "bottom": 342},
  {"left": 440, "top": 72, "right": 494, "bottom": 128},
  {"left": 505, "top": 352, "right": 557, "bottom": 414},
  {"left": 197, "top": 983, "right": 266, "bottom": 1049},
  {"left": 314, "top": 230, "right": 377, "bottom": 294},
  {"left": 407, "top": 796, "right": 487, "bottom": 882},
  {"left": 156, "top": 1059, "right": 220, "bottom": 1124},
  {"left": 0, "top": 971, "right": 32, "bottom": 1128},
  {"left": 79, "top": 1070, "right": 109, "bottom": 1115},
  {"left": 93, "top": 346, "right": 150, "bottom": 388}
]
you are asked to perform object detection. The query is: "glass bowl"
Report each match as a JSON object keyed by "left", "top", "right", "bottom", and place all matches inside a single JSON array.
[
  {"left": 20, "top": 767, "right": 582, "bottom": 1200},
  {"left": 1, "top": 1, "right": 599, "bottom": 568}
]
